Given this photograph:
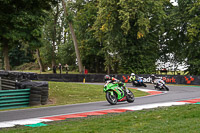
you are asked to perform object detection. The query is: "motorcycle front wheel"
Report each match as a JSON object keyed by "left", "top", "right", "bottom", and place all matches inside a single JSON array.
[
  {"left": 106, "top": 91, "right": 117, "bottom": 105},
  {"left": 142, "top": 83, "right": 147, "bottom": 87},
  {"left": 154, "top": 85, "right": 159, "bottom": 90},
  {"left": 163, "top": 85, "right": 169, "bottom": 91},
  {"left": 126, "top": 90, "right": 135, "bottom": 103},
  {"left": 132, "top": 81, "right": 136, "bottom": 87}
]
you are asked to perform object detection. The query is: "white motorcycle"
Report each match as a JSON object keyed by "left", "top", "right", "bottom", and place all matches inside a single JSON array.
[{"left": 153, "top": 79, "right": 169, "bottom": 91}]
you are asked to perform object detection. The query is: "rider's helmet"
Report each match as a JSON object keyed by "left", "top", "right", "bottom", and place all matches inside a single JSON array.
[
  {"left": 131, "top": 73, "right": 135, "bottom": 76},
  {"left": 151, "top": 74, "right": 155, "bottom": 77},
  {"left": 104, "top": 75, "right": 111, "bottom": 81}
]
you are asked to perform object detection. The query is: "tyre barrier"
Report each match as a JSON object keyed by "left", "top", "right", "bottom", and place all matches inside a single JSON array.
[
  {"left": 0, "top": 71, "right": 49, "bottom": 107},
  {"left": 0, "top": 71, "right": 38, "bottom": 81},
  {"left": 16, "top": 80, "right": 49, "bottom": 106},
  {"left": 0, "top": 78, "right": 17, "bottom": 90},
  {"left": 29, "top": 86, "right": 49, "bottom": 106}
]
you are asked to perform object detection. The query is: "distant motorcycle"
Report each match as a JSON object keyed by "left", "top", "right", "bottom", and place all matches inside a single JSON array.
[
  {"left": 153, "top": 79, "right": 169, "bottom": 91},
  {"left": 132, "top": 77, "right": 147, "bottom": 87}
]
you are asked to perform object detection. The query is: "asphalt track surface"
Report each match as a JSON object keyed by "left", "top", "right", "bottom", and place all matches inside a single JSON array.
[{"left": 0, "top": 83, "right": 200, "bottom": 122}]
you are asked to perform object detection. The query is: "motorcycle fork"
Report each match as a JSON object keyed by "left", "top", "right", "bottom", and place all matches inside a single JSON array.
[
  {"left": 108, "top": 91, "right": 114, "bottom": 96},
  {"left": 114, "top": 88, "right": 124, "bottom": 99}
]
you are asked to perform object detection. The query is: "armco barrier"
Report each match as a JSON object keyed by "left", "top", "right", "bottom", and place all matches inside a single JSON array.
[
  {"left": 37, "top": 74, "right": 200, "bottom": 85},
  {"left": 37, "top": 74, "right": 105, "bottom": 82},
  {"left": 1, "top": 71, "right": 199, "bottom": 85},
  {"left": 0, "top": 88, "right": 30, "bottom": 110}
]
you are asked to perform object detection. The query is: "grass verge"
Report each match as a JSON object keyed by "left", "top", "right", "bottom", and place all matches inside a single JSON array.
[
  {"left": 48, "top": 82, "right": 148, "bottom": 105},
  {"left": 1, "top": 104, "right": 200, "bottom": 132}
]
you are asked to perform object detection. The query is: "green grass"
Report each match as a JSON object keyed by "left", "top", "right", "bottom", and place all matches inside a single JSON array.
[
  {"left": 48, "top": 82, "right": 148, "bottom": 105},
  {"left": 1, "top": 104, "right": 200, "bottom": 132}
]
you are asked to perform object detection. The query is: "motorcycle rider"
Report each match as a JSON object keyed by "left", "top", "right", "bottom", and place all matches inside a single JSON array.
[
  {"left": 104, "top": 75, "right": 126, "bottom": 90},
  {"left": 129, "top": 73, "right": 139, "bottom": 86},
  {"left": 151, "top": 74, "right": 161, "bottom": 86},
  {"left": 151, "top": 74, "right": 159, "bottom": 82},
  {"left": 151, "top": 74, "right": 169, "bottom": 91},
  {"left": 129, "top": 73, "right": 136, "bottom": 82}
]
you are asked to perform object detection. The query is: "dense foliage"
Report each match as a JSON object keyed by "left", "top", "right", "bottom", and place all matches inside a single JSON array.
[
  {"left": 0, "top": 0, "right": 57, "bottom": 70},
  {"left": 0, "top": 0, "right": 200, "bottom": 75}
]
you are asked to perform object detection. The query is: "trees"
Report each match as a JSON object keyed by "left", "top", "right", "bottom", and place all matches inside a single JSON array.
[
  {"left": 8, "top": 44, "right": 34, "bottom": 68},
  {"left": 181, "top": 0, "right": 200, "bottom": 75},
  {"left": 163, "top": 0, "right": 200, "bottom": 75},
  {"left": 93, "top": 0, "right": 168, "bottom": 74},
  {"left": 0, "top": 0, "right": 57, "bottom": 70},
  {"left": 74, "top": 0, "right": 105, "bottom": 73},
  {"left": 40, "top": 2, "right": 63, "bottom": 68},
  {"left": 1, "top": 0, "right": 200, "bottom": 75},
  {"left": 62, "top": 0, "right": 84, "bottom": 73}
]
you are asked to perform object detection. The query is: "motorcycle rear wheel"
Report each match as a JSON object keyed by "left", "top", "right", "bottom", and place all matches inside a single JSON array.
[
  {"left": 106, "top": 91, "right": 117, "bottom": 105},
  {"left": 126, "top": 90, "right": 135, "bottom": 103}
]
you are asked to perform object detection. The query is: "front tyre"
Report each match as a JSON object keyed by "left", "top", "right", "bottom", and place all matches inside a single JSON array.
[
  {"left": 154, "top": 85, "right": 159, "bottom": 90},
  {"left": 163, "top": 85, "right": 169, "bottom": 91},
  {"left": 106, "top": 91, "right": 117, "bottom": 105},
  {"left": 132, "top": 81, "right": 136, "bottom": 87},
  {"left": 142, "top": 83, "right": 147, "bottom": 87},
  {"left": 126, "top": 90, "right": 135, "bottom": 103}
]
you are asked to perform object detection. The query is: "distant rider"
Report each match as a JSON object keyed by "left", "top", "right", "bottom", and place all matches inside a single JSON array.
[
  {"left": 129, "top": 73, "right": 138, "bottom": 85},
  {"left": 104, "top": 75, "right": 126, "bottom": 90},
  {"left": 129, "top": 73, "right": 136, "bottom": 82},
  {"left": 151, "top": 74, "right": 161, "bottom": 86}
]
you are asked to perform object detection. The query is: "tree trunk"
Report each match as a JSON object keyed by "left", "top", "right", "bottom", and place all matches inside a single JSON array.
[
  {"left": 58, "top": 8, "right": 63, "bottom": 49},
  {"left": 62, "top": 0, "right": 83, "bottom": 73},
  {"left": 52, "top": 33, "right": 56, "bottom": 68},
  {"left": 107, "top": 66, "right": 110, "bottom": 74},
  {"left": 106, "top": 54, "right": 110, "bottom": 74},
  {"left": 36, "top": 49, "right": 45, "bottom": 73},
  {"left": 2, "top": 42, "right": 10, "bottom": 71},
  {"left": 95, "top": 58, "right": 99, "bottom": 73},
  {"left": 68, "top": 23, "right": 83, "bottom": 73},
  {"left": 64, "top": 30, "right": 67, "bottom": 44},
  {"left": 51, "top": 3, "right": 59, "bottom": 68}
]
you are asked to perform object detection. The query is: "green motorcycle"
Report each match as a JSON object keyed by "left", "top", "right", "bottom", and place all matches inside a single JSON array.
[{"left": 103, "top": 81, "right": 135, "bottom": 105}]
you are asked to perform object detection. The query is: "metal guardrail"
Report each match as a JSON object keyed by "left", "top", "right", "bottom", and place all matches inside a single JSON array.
[{"left": 0, "top": 88, "right": 30, "bottom": 110}]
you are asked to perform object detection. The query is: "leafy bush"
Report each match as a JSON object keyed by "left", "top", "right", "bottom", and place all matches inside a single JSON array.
[{"left": 14, "top": 62, "right": 39, "bottom": 70}]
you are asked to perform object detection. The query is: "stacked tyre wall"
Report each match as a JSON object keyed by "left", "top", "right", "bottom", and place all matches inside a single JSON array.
[
  {"left": 19, "top": 81, "right": 49, "bottom": 106},
  {"left": 0, "top": 71, "right": 48, "bottom": 107},
  {"left": 0, "top": 70, "right": 37, "bottom": 81},
  {"left": 29, "top": 86, "right": 48, "bottom": 106}
]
